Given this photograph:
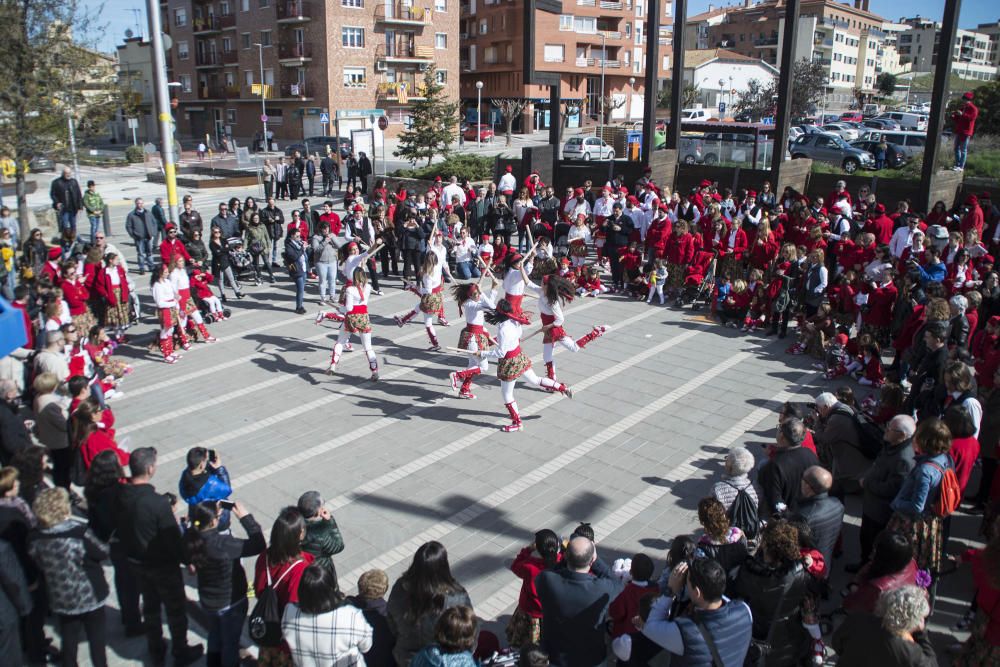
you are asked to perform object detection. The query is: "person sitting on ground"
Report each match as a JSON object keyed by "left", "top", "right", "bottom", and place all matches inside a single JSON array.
[{"left": 832, "top": 585, "right": 937, "bottom": 666}]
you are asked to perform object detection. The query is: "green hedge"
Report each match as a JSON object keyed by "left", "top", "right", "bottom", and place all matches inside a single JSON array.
[
  {"left": 391, "top": 154, "right": 493, "bottom": 181},
  {"left": 124, "top": 145, "right": 145, "bottom": 163}
]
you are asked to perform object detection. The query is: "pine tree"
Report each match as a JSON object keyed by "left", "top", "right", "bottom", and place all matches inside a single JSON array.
[{"left": 394, "top": 66, "right": 459, "bottom": 166}]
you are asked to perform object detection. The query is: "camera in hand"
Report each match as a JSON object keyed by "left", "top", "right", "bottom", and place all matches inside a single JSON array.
[
  {"left": 219, "top": 500, "right": 236, "bottom": 510},
  {"left": 209, "top": 449, "right": 218, "bottom": 463}
]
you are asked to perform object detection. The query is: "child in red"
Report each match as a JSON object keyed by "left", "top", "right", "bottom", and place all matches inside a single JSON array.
[
  {"left": 577, "top": 266, "right": 607, "bottom": 297},
  {"left": 508, "top": 530, "right": 562, "bottom": 646},
  {"left": 608, "top": 553, "right": 659, "bottom": 638},
  {"left": 719, "top": 279, "right": 751, "bottom": 328},
  {"left": 191, "top": 268, "right": 226, "bottom": 320},
  {"left": 619, "top": 243, "right": 643, "bottom": 296}
]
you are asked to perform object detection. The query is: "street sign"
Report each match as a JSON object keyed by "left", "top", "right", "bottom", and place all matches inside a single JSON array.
[
  {"left": 761, "top": 116, "right": 775, "bottom": 125},
  {"left": 126, "top": 118, "right": 139, "bottom": 129},
  {"left": 260, "top": 114, "right": 268, "bottom": 122},
  {"left": 319, "top": 112, "right": 330, "bottom": 124},
  {"left": 719, "top": 102, "right": 726, "bottom": 114},
  {"left": 377, "top": 116, "right": 388, "bottom": 131}
]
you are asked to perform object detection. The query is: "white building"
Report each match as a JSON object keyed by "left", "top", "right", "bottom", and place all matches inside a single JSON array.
[
  {"left": 682, "top": 49, "right": 779, "bottom": 113},
  {"left": 895, "top": 16, "right": 999, "bottom": 82}
]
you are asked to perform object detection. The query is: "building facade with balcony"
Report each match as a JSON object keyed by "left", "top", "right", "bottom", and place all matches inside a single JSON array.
[
  {"left": 894, "top": 17, "right": 998, "bottom": 81},
  {"left": 160, "top": 0, "right": 459, "bottom": 146},
  {"left": 114, "top": 37, "right": 160, "bottom": 144},
  {"left": 458, "top": 0, "right": 673, "bottom": 134}
]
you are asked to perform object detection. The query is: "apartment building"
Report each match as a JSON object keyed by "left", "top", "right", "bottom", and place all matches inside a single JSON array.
[
  {"left": 458, "top": 0, "right": 673, "bottom": 133},
  {"left": 686, "top": 0, "right": 891, "bottom": 106},
  {"left": 895, "top": 16, "right": 998, "bottom": 81},
  {"left": 161, "top": 0, "right": 459, "bottom": 145},
  {"left": 978, "top": 21, "right": 1000, "bottom": 67}
]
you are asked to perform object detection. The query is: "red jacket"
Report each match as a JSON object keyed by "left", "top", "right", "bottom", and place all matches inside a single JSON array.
[
  {"left": 190, "top": 270, "right": 216, "bottom": 299},
  {"left": 60, "top": 279, "right": 90, "bottom": 316},
  {"left": 864, "top": 215, "right": 894, "bottom": 245},
  {"left": 608, "top": 581, "right": 659, "bottom": 637},
  {"left": 749, "top": 235, "right": 779, "bottom": 270},
  {"left": 81, "top": 429, "right": 130, "bottom": 470},
  {"left": 619, "top": 249, "right": 642, "bottom": 272},
  {"left": 510, "top": 547, "right": 559, "bottom": 618},
  {"left": 723, "top": 228, "right": 749, "bottom": 260},
  {"left": 664, "top": 232, "right": 696, "bottom": 265},
  {"left": 961, "top": 202, "right": 984, "bottom": 239},
  {"left": 950, "top": 436, "right": 980, "bottom": 494},
  {"left": 645, "top": 218, "right": 671, "bottom": 256},
  {"left": 952, "top": 101, "right": 979, "bottom": 137},
  {"left": 862, "top": 283, "right": 898, "bottom": 328},
  {"left": 160, "top": 238, "right": 191, "bottom": 266},
  {"left": 94, "top": 266, "right": 130, "bottom": 306}
]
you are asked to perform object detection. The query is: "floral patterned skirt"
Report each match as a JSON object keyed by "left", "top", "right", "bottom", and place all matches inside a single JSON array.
[
  {"left": 345, "top": 312, "right": 371, "bottom": 334},
  {"left": 420, "top": 292, "right": 443, "bottom": 314},
  {"left": 505, "top": 608, "right": 542, "bottom": 648},
  {"left": 887, "top": 511, "right": 943, "bottom": 572},
  {"left": 666, "top": 262, "right": 685, "bottom": 288},
  {"left": 569, "top": 242, "right": 588, "bottom": 258},
  {"left": 497, "top": 352, "right": 531, "bottom": 381},
  {"left": 71, "top": 309, "right": 96, "bottom": 337},
  {"left": 104, "top": 298, "right": 131, "bottom": 328},
  {"left": 458, "top": 328, "right": 491, "bottom": 351}
]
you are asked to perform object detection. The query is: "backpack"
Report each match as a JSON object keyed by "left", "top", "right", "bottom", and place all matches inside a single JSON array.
[
  {"left": 924, "top": 459, "right": 962, "bottom": 518},
  {"left": 724, "top": 481, "right": 760, "bottom": 541},
  {"left": 248, "top": 557, "right": 303, "bottom": 647},
  {"left": 831, "top": 406, "right": 884, "bottom": 459}
]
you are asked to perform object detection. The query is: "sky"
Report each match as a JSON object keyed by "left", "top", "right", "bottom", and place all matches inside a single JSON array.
[{"left": 84, "top": 0, "right": 994, "bottom": 54}]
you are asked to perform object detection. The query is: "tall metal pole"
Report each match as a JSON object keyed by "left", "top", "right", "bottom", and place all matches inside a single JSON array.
[
  {"left": 256, "top": 43, "right": 269, "bottom": 152},
  {"left": 770, "top": 0, "right": 801, "bottom": 177},
  {"left": 146, "top": 0, "right": 178, "bottom": 223},
  {"left": 641, "top": 0, "right": 660, "bottom": 161},
  {"left": 919, "top": 0, "right": 962, "bottom": 196},
  {"left": 66, "top": 110, "right": 80, "bottom": 181},
  {"left": 667, "top": 0, "right": 687, "bottom": 150},
  {"left": 599, "top": 32, "right": 606, "bottom": 142},
  {"left": 476, "top": 81, "right": 483, "bottom": 150}
]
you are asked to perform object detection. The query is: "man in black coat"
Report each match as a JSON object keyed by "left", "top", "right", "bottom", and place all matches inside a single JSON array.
[
  {"left": 305, "top": 154, "right": 317, "bottom": 196},
  {"left": 601, "top": 201, "right": 635, "bottom": 291},
  {"left": 757, "top": 418, "right": 819, "bottom": 518},
  {"left": 358, "top": 152, "right": 373, "bottom": 195},
  {"left": 909, "top": 325, "right": 949, "bottom": 418},
  {"left": 536, "top": 536, "right": 621, "bottom": 667},
  {"left": 0, "top": 380, "right": 30, "bottom": 466},
  {"left": 320, "top": 153, "right": 338, "bottom": 196},
  {"left": 796, "top": 466, "right": 845, "bottom": 572},
  {"left": 50, "top": 168, "right": 83, "bottom": 233}
]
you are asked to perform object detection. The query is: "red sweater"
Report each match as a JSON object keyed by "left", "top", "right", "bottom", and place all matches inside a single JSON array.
[
  {"left": 81, "top": 430, "right": 129, "bottom": 469},
  {"left": 510, "top": 547, "right": 558, "bottom": 618},
  {"left": 60, "top": 279, "right": 90, "bottom": 316},
  {"left": 608, "top": 581, "right": 659, "bottom": 637},
  {"left": 950, "top": 436, "right": 981, "bottom": 494},
  {"left": 253, "top": 552, "right": 314, "bottom": 610}
]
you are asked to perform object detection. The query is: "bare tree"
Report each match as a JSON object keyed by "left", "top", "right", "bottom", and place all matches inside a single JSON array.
[
  {"left": 601, "top": 95, "right": 626, "bottom": 124},
  {"left": 559, "top": 101, "right": 584, "bottom": 146},
  {"left": 490, "top": 98, "right": 528, "bottom": 147}
]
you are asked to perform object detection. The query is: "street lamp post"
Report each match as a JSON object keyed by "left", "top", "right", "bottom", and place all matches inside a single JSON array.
[
  {"left": 718, "top": 78, "right": 725, "bottom": 117},
  {"left": 599, "top": 32, "right": 607, "bottom": 140},
  {"left": 255, "top": 43, "right": 268, "bottom": 153},
  {"left": 628, "top": 76, "right": 635, "bottom": 120},
  {"left": 476, "top": 80, "right": 484, "bottom": 150},
  {"left": 145, "top": 0, "right": 178, "bottom": 223}
]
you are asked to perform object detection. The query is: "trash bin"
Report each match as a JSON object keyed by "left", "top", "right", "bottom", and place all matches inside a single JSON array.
[{"left": 626, "top": 131, "right": 643, "bottom": 161}]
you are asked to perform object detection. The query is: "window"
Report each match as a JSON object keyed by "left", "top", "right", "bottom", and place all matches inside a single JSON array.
[
  {"left": 226, "top": 109, "right": 237, "bottom": 124},
  {"left": 436, "top": 69, "right": 447, "bottom": 84},
  {"left": 342, "top": 0, "right": 363, "bottom": 6},
  {"left": 559, "top": 14, "right": 573, "bottom": 30},
  {"left": 220, "top": 0, "right": 231, "bottom": 15},
  {"left": 435, "top": 33, "right": 447, "bottom": 49},
  {"left": 543, "top": 44, "right": 564, "bottom": 62},
  {"left": 484, "top": 46, "right": 497, "bottom": 63},
  {"left": 180, "top": 74, "right": 192, "bottom": 92},
  {"left": 343, "top": 66, "right": 366, "bottom": 87},
  {"left": 574, "top": 16, "right": 596, "bottom": 33},
  {"left": 241, "top": 0, "right": 248, "bottom": 10},
  {"left": 260, "top": 30, "right": 272, "bottom": 47},
  {"left": 244, "top": 70, "right": 254, "bottom": 85},
  {"left": 224, "top": 72, "right": 235, "bottom": 85},
  {"left": 259, "top": 0, "right": 269, "bottom": 6},
  {"left": 662, "top": 55, "right": 669, "bottom": 69},
  {"left": 435, "top": 0, "right": 446, "bottom": 11},
  {"left": 174, "top": 8, "right": 187, "bottom": 26},
  {"left": 222, "top": 37, "right": 232, "bottom": 51},
  {"left": 178, "top": 41, "right": 190, "bottom": 60},
  {"left": 241, "top": 32, "right": 251, "bottom": 49},
  {"left": 342, "top": 27, "right": 364, "bottom": 47},
  {"left": 479, "top": 19, "right": 487, "bottom": 34}
]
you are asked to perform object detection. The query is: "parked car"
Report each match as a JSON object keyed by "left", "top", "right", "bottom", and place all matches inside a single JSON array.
[
  {"left": 463, "top": 124, "right": 495, "bottom": 142},
  {"left": 873, "top": 131, "right": 929, "bottom": 160},
  {"left": 789, "top": 133, "right": 875, "bottom": 173},
  {"left": 681, "top": 108, "right": 715, "bottom": 121},
  {"left": 820, "top": 114, "right": 841, "bottom": 124},
  {"left": 788, "top": 126, "right": 805, "bottom": 143},
  {"left": 563, "top": 136, "right": 615, "bottom": 160},
  {"left": 875, "top": 111, "right": 928, "bottom": 132},
  {"left": 28, "top": 155, "right": 55, "bottom": 172},
  {"left": 862, "top": 118, "right": 900, "bottom": 131},
  {"left": 840, "top": 111, "right": 864, "bottom": 122},
  {"left": 820, "top": 123, "right": 860, "bottom": 141},
  {"left": 850, "top": 140, "right": 908, "bottom": 168}
]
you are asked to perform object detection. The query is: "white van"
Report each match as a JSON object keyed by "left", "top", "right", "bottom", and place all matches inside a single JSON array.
[
  {"left": 876, "top": 111, "right": 928, "bottom": 132},
  {"left": 681, "top": 108, "right": 716, "bottom": 121},
  {"left": 874, "top": 131, "right": 929, "bottom": 159}
]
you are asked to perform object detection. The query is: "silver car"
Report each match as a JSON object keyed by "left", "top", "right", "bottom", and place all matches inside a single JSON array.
[
  {"left": 820, "top": 123, "right": 860, "bottom": 142},
  {"left": 789, "top": 133, "right": 874, "bottom": 174},
  {"left": 562, "top": 136, "right": 615, "bottom": 161}
]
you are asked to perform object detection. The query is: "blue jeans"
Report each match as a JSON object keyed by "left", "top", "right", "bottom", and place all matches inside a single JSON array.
[
  {"left": 316, "top": 262, "right": 337, "bottom": 300},
  {"left": 58, "top": 208, "right": 77, "bottom": 233},
  {"left": 294, "top": 274, "right": 306, "bottom": 310},
  {"left": 88, "top": 216, "right": 101, "bottom": 243},
  {"left": 202, "top": 599, "right": 247, "bottom": 667},
  {"left": 134, "top": 237, "right": 154, "bottom": 271},
  {"left": 954, "top": 135, "right": 971, "bottom": 168},
  {"left": 455, "top": 261, "right": 480, "bottom": 280}
]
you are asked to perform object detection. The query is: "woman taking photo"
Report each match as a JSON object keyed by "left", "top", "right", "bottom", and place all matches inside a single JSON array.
[
  {"left": 71, "top": 398, "right": 129, "bottom": 471},
  {"left": 209, "top": 227, "right": 244, "bottom": 303},
  {"left": 282, "top": 563, "right": 373, "bottom": 666},
  {"left": 184, "top": 500, "right": 265, "bottom": 667},
  {"left": 387, "top": 541, "right": 473, "bottom": 666}
]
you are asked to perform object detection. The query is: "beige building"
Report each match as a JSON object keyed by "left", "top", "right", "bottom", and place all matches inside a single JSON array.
[
  {"left": 113, "top": 37, "right": 159, "bottom": 144},
  {"left": 161, "top": 0, "right": 460, "bottom": 145},
  {"left": 895, "top": 16, "right": 998, "bottom": 82}
]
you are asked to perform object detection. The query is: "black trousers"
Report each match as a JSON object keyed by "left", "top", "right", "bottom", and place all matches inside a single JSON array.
[
  {"left": 111, "top": 549, "right": 141, "bottom": 632},
  {"left": 607, "top": 248, "right": 623, "bottom": 288},
  {"left": 276, "top": 180, "right": 288, "bottom": 199},
  {"left": 366, "top": 259, "right": 380, "bottom": 291},
  {"left": 59, "top": 607, "right": 108, "bottom": 667},
  {"left": 975, "top": 457, "right": 998, "bottom": 505},
  {"left": 402, "top": 248, "right": 421, "bottom": 282},
  {"left": 50, "top": 446, "right": 73, "bottom": 488},
  {"left": 307, "top": 175, "right": 315, "bottom": 196},
  {"left": 859, "top": 513, "right": 888, "bottom": 563},
  {"left": 131, "top": 563, "right": 190, "bottom": 655},
  {"left": 379, "top": 246, "right": 398, "bottom": 277}
]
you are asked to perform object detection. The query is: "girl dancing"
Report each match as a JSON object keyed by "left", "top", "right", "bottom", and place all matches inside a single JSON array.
[
  {"left": 447, "top": 277, "right": 498, "bottom": 399},
  {"left": 501, "top": 246, "right": 536, "bottom": 314},
  {"left": 394, "top": 252, "right": 446, "bottom": 350},
  {"left": 477, "top": 299, "right": 573, "bottom": 432},
  {"left": 327, "top": 267, "right": 380, "bottom": 381},
  {"left": 525, "top": 272, "right": 607, "bottom": 382},
  {"left": 169, "top": 256, "right": 216, "bottom": 343}
]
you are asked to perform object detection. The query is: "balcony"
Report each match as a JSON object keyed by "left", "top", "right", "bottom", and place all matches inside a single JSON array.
[
  {"left": 224, "top": 84, "right": 242, "bottom": 97},
  {"left": 197, "top": 84, "right": 227, "bottom": 99},
  {"left": 219, "top": 13, "right": 236, "bottom": 29},
  {"left": 280, "top": 82, "right": 310, "bottom": 98},
  {"left": 576, "top": 0, "right": 596, "bottom": 6},
  {"left": 376, "top": 77, "right": 427, "bottom": 103},
  {"left": 278, "top": 42, "right": 312, "bottom": 64},
  {"left": 599, "top": 0, "right": 622, "bottom": 8},
  {"left": 221, "top": 49, "right": 239, "bottom": 65},
  {"left": 195, "top": 52, "right": 222, "bottom": 68},
  {"left": 193, "top": 17, "right": 222, "bottom": 34},
  {"left": 754, "top": 36, "right": 778, "bottom": 47},
  {"left": 819, "top": 17, "right": 849, "bottom": 29},
  {"left": 277, "top": 0, "right": 312, "bottom": 22},
  {"left": 375, "top": 42, "right": 434, "bottom": 63},
  {"left": 375, "top": 2, "right": 431, "bottom": 25}
]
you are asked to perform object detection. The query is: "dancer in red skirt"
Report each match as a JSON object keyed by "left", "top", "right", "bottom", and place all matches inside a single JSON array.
[
  {"left": 525, "top": 272, "right": 607, "bottom": 382},
  {"left": 501, "top": 247, "right": 535, "bottom": 314},
  {"left": 394, "top": 252, "right": 446, "bottom": 350},
  {"left": 327, "top": 267, "right": 379, "bottom": 381},
  {"left": 448, "top": 277, "right": 498, "bottom": 399},
  {"left": 151, "top": 265, "right": 185, "bottom": 363},
  {"left": 478, "top": 299, "right": 573, "bottom": 432},
  {"left": 169, "top": 256, "right": 217, "bottom": 343}
]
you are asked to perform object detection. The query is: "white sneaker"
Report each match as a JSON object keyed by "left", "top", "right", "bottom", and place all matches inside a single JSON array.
[{"left": 314, "top": 311, "right": 325, "bottom": 324}]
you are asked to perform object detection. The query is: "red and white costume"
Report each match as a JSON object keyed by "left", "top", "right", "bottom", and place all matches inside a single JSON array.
[
  {"left": 327, "top": 281, "right": 378, "bottom": 380},
  {"left": 503, "top": 262, "right": 532, "bottom": 314},
  {"left": 394, "top": 259, "right": 445, "bottom": 348},
  {"left": 527, "top": 279, "right": 606, "bottom": 381},
  {"left": 448, "top": 288, "right": 497, "bottom": 399},
  {"left": 169, "top": 267, "right": 215, "bottom": 342},
  {"left": 567, "top": 223, "right": 592, "bottom": 268},
  {"left": 152, "top": 278, "right": 185, "bottom": 363},
  {"left": 482, "top": 315, "right": 571, "bottom": 432},
  {"left": 191, "top": 269, "right": 225, "bottom": 319}
]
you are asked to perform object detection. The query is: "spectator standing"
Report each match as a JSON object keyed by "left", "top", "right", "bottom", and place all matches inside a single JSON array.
[
  {"left": 831, "top": 585, "right": 936, "bottom": 666},
  {"left": 696, "top": 498, "right": 750, "bottom": 574},
  {"left": 346, "top": 570, "right": 397, "bottom": 667},
  {"left": 260, "top": 197, "right": 286, "bottom": 267},
  {"left": 151, "top": 198, "right": 168, "bottom": 248},
  {"left": 346, "top": 154, "right": 359, "bottom": 191},
  {"left": 712, "top": 446, "right": 759, "bottom": 529},
  {"left": 253, "top": 507, "right": 315, "bottom": 666},
  {"left": 386, "top": 541, "right": 473, "bottom": 667},
  {"left": 358, "top": 153, "right": 373, "bottom": 195},
  {"left": 952, "top": 521, "right": 1000, "bottom": 665},
  {"left": 757, "top": 418, "right": 819, "bottom": 518},
  {"left": 842, "top": 531, "right": 918, "bottom": 615},
  {"left": 262, "top": 159, "right": 276, "bottom": 200},
  {"left": 183, "top": 500, "right": 265, "bottom": 667},
  {"left": 297, "top": 490, "right": 345, "bottom": 579},
  {"left": 114, "top": 447, "right": 204, "bottom": 666},
  {"left": 281, "top": 563, "right": 373, "bottom": 667},
  {"left": 813, "top": 393, "right": 870, "bottom": 495},
  {"left": 795, "top": 466, "right": 845, "bottom": 571},
  {"left": 507, "top": 529, "right": 561, "bottom": 647},
  {"left": 952, "top": 91, "right": 979, "bottom": 172},
  {"left": 125, "top": 198, "right": 156, "bottom": 275},
  {"left": 179, "top": 201, "right": 204, "bottom": 241},
  {"left": 0, "top": 379, "right": 31, "bottom": 466},
  {"left": 320, "top": 153, "right": 337, "bottom": 196},
  {"left": 640, "top": 558, "right": 753, "bottom": 666},
  {"left": 50, "top": 168, "right": 83, "bottom": 234},
  {"left": 0, "top": 537, "right": 31, "bottom": 659},
  {"left": 178, "top": 447, "right": 233, "bottom": 530},
  {"left": 284, "top": 227, "right": 309, "bottom": 314},
  {"left": 31, "top": 373, "right": 70, "bottom": 487},
  {"left": 305, "top": 154, "right": 317, "bottom": 196},
  {"left": 277, "top": 158, "right": 291, "bottom": 200},
  {"left": 82, "top": 181, "right": 104, "bottom": 244},
  {"left": 28, "top": 487, "right": 109, "bottom": 667},
  {"left": 535, "top": 536, "right": 621, "bottom": 667},
  {"left": 211, "top": 202, "right": 241, "bottom": 241}
]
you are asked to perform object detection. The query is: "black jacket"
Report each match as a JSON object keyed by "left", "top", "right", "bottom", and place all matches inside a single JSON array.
[
  {"left": 359, "top": 156, "right": 373, "bottom": 177},
  {"left": 535, "top": 568, "right": 622, "bottom": 667},
  {"left": 114, "top": 482, "right": 184, "bottom": 567},
  {"left": 50, "top": 176, "right": 83, "bottom": 213},
  {"left": 209, "top": 239, "right": 231, "bottom": 273},
  {"left": 0, "top": 399, "right": 31, "bottom": 466},
  {"left": 320, "top": 156, "right": 337, "bottom": 177},
  {"left": 602, "top": 212, "right": 635, "bottom": 249},
  {"left": 260, "top": 206, "right": 285, "bottom": 242},
  {"left": 862, "top": 438, "right": 916, "bottom": 524},
  {"left": 348, "top": 596, "right": 397, "bottom": 667},
  {"left": 832, "top": 612, "right": 937, "bottom": 666},
  {"left": 397, "top": 220, "right": 426, "bottom": 251},
  {"left": 756, "top": 445, "right": 819, "bottom": 518},
  {"left": 948, "top": 314, "right": 970, "bottom": 349},
  {"left": 0, "top": 539, "right": 31, "bottom": 628},
  {"left": 731, "top": 559, "right": 813, "bottom": 667},
  {"left": 190, "top": 514, "right": 265, "bottom": 611},
  {"left": 796, "top": 492, "right": 845, "bottom": 571}
]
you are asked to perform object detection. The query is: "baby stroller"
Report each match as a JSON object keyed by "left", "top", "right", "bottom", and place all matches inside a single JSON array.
[
  {"left": 192, "top": 291, "right": 231, "bottom": 324},
  {"left": 675, "top": 250, "right": 717, "bottom": 310},
  {"left": 226, "top": 237, "right": 254, "bottom": 283}
]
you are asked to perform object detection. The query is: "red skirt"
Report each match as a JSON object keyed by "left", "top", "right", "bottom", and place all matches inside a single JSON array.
[
  {"left": 540, "top": 314, "right": 567, "bottom": 344},
  {"left": 159, "top": 307, "right": 179, "bottom": 329},
  {"left": 506, "top": 293, "right": 524, "bottom": 313}
]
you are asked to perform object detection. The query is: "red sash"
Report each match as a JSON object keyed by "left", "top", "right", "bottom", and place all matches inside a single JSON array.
[
  {"left": 466, "top": 324, "right": 485, "bottom": 333},
  {"left": 540, "top": 313, "right": 555, "bottom": 325},
  {"left": 503, "top": 346, "right": 522, "bottom": 359},
  {"left": 506, "top": 293, "right": 524, "bottom": 310},
  {"left": 348, "top": 305, "right": 368, "bottom": 314}
]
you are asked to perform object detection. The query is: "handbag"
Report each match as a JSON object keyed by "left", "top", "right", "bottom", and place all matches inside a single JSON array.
[{"left": 744, "top": 564, "right": 800, "bottom": 666}]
